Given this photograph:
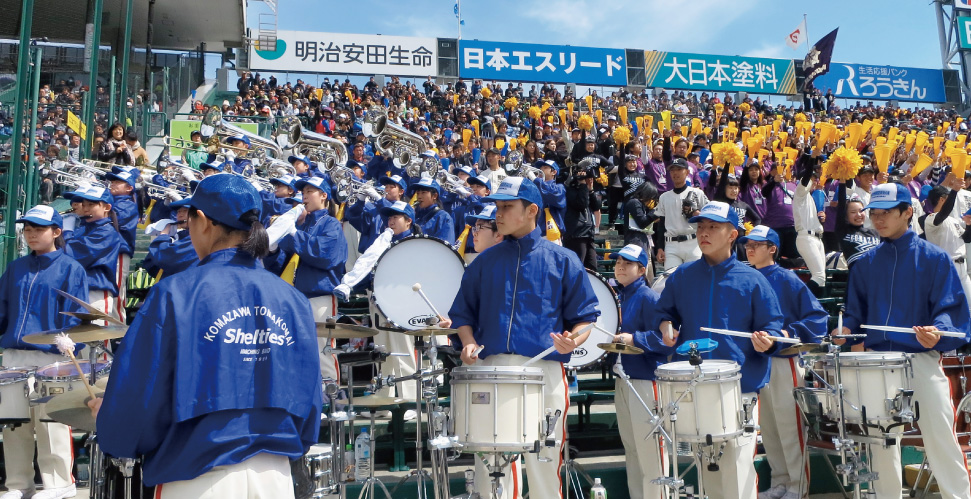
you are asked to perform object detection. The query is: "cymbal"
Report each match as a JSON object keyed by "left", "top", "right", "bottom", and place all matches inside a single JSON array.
[
  {"left": 54, "top": 290, "right": 125, "bottom": 326},
  {"left": 61, "top": 311, "right": 120, "bottom": 323},
  {"left": 398, "top": 327, "right": 457, "bottom": 336},
  {"left": 597, "top": 342, "right": 644, "bottom": 355},
  {"left": 350, "top": 394, "right": 405, "bottom": 408},
  {"left": 24, "top": 324, "right": 127, "bottom": 345},
  {"left": 44, "top": 387, "right": 104, "bottom": 432},
  {"left": 316, "top": 322, "right": 377, "bottom": 339},
  {"left": 778, "top": 342, "right": 825, "bottom": 356}
]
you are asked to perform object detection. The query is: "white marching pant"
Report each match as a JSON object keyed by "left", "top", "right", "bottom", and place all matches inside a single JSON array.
[
  {"left": 368, "top": 295, "right": 417, "bottom": 401},
  {"left": 662, "top": 238, "right": 701, "bottom": 272},
  {"left": 116, "top": 254, "right": 130, "bottom": 324},
  {"left": 309, "top": 295, "right": 340, "bottom": 383},
  {"left": 88, "top": 289, "right": 122, "bottom": 325},
  {"left": 795, "top": 234, "right": 826, "bottom": 289},
  {"left": 1, "top": 349, "right": 76, "bottom": 492},
  {"left": 614, "top": 377, "right": 667, "bottom": 499},
  {"left": 869, "top": 351, "right": 971, "bottom": 499},
  {"left": 759, "top": 357, "right": 808, "bottom": 492},
  {"left": 153, "top": 452, "right": 293, "bottom": 499},
  {"left": 696, "top": 393, "right": 759, "bottom": 499},
  {"left": 472, "top": 355, "right": 568, "bottom": 499},
  {"left": 342, "top": 222, "right": 361, "bottom": 273}
]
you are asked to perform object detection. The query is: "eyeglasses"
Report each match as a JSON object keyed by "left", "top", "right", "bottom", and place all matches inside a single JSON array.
[
  {"left": 471, "top": 224, "right": 495, "bottom": 234},
  {"left": 743, "top": 242, "right": 768, "bottom": 250}
]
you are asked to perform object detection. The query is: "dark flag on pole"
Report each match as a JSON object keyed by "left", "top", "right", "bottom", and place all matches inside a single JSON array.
[{"left": 802, "top": 28, "right": 838, "bottom": 92}]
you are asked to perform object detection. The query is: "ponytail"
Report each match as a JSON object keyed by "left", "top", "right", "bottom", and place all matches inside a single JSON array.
[{"left": 239, "top": 210, "right": 270, "bottom": 258}]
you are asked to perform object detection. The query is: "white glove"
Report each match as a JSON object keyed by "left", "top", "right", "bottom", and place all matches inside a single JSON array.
[
  {"left": 248, "top": 177, "right": 263, "bottom": 190},
  {"left": 454, "top": 185, "right": 471, "bottom": 198},
  {"left": 144, "top": 218, "right": 175, "bottom": 236},
  {"left": 334, "top": 284, "right": 351, "bottom": 302},
  {"left": 526, "top": 169, "right": 537, "bottom": 181},
  {"left": 164, "top": 189, "right": 183, "bottom": 203},
  {"left": 181, "top": 168, "right": 197, "bottom": 184},
  {"left": 62, "top": 214, "right": 79, "bottom": 232},
  {"left": 266, "top": 204, "right": 305, "bottom": 251},
  {"left": 224, "top": 150, "right": 236, "bottom": 162},
  {"left": 364, "top": 187, "right": 382, "bottom": 201}
]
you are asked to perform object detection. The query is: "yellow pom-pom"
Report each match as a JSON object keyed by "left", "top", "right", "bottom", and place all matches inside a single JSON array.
[
  {"left": 480, "top": 87, "right": 492, "bottom": 99},
  {"left": 504, "top": 97, "right": 519, "bottom": 110},
  {"left": 578, "top": 115, "right": 594, "bottom": 131},
  {"left": 795, "top": 113, "right": 807, "bottom": 123},
  {"left": 823, "top": 146, "right": 863, "bottom": 181},
  {"left": 739, "top": 102, "right": 751, "bottom": 113},
  {"left": 612, "top": 126, "right": 631, "bottom": 146},
  {"left": 725, "top": 144, "right": 745, "bottom": 167},
  {"left": 528, "top": 106, "right": 542, "bottom": 121}
]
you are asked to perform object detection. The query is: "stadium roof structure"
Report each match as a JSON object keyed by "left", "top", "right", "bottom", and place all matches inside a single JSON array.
[{"left": 0, "top": 0, "right": 246, "bottom": 52}]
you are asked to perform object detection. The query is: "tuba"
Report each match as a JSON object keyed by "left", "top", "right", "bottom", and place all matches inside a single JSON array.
[
  {"left": 365, "top": 108, "right": 427, "bottom": 168},
  {"left": 288, "top": 125, "right": 348, "bottom": 172},
  {"left": 202, "top": 108, "right": 284, "bottom": 160}
]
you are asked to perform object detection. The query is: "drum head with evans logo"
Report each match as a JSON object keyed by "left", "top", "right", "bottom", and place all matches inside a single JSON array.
[
  {"left": 566, "top": 269, "right": 620, "bottom": 369},
  {"left": 372, "top": 236, "right": 465, "bottom": 330}
]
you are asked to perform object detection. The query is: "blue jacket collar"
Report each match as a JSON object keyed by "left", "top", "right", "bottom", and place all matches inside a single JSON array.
[
  {"left": 87, "top": 217, "right": 111, "bottom": 228},
  {"left": 199, "top": 248, "right": 258, "bottom": 268},
  {"left": 503, "top": 226, "right": 543, "bottom": 251},
  {"left": 392, "top": 229, "right": 412, "bottom": 242},
  {"left": 702, "top": 253, "right": 738, "bottom": 274},
  {"left": 617, "top": 276, "right": 646, "bottom": 300},
  {"left": 29, "top": 249, "right": 63, "bottom": 267},
  {"left": 882, "top": 229, "right": 918, "bottom": 248},
  {"left": 415, "top": 204, "right": 438, "bottom": 217}
]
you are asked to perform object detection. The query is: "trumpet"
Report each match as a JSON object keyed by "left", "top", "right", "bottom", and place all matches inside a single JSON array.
[
  {"left": 344, "top": 179, "right": 384, "bottom": 206},
  {"left": 54, "top": 170, "right": 105, "bottom": 190},
  {"left": 161, "top": 165, "right": 203, "bottom": 187},
  {"left": 263, "top": 158, "right": 295, "bottom": 179},
  {"left": 436, "top": 169, "right": 470, "bottom": 195},
  {"left": 406, "top": 155, "right": 440, "bottom": 179},
  {"left": 142, "top": 182, "right": 182, "bottom": 199}
]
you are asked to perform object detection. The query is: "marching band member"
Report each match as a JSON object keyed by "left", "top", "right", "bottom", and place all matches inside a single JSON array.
[
  {"left": 259, "top": 174, "right": 299, "bottom": 225},
  {"left": 741, "top": 226, "right": 827, "bottom": 499},
  {"left": 408, "top": 177, "right": 455, "bottom": 244},
  {"left": 105, "top": 168, "right": 138, "bottom": 321},
  {"left": 270, "top": 176, "right": 347, "bottom": 382},
  {"left": 465, "top": 204, "right": 503, "bottom": 263},
  {"left": 345, "top": 175, "right": 406, "bottom": 255},
  {"left": 655, "top": 201, "right": 785, "bottom": 499},
  {"left": 223, "top": 135, "right": 253, "bottom": 174},
  {"left": 90, "top": 174, "right": 322, "bottom": 498},
  {"left": 0, "top": 206, "right": 87, "bottom": 499},
  {"left": 607, "top": 244, "right": 668, "bottom": 499},
  {"left": 63, "top": 185, "right": 127, "bottom": 324},
  {"left": 336, "top": 201, "right": 422, "bottom": 409},
  {"left": 654, "top": 157, "right": 708, "bottom": 271},
  {"left": 446, "top": 176, "right": 600, "bottom": 498},
  {"left": 837, "top": 183, "right": 971, "bottom": 498},
  {"left": 141, "top": 198, "right": 197, "bottom": 279}
]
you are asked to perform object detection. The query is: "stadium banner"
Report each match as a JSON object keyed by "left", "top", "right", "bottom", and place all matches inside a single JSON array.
[
  {"left": 458, "top": 40, "right": 628, "bottom": 86},
  {"left": 248, "top": 31, "right": 438, "bottom": 77},
  {"left": 644, "top": 51, "right": 797, "bottom": 95},
  {"left": 812, "top": 62, "right": 947, "bottom": 103}
]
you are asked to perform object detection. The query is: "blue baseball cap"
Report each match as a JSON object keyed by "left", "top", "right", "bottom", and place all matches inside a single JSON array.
[
  {"left": 919, "top": 184, "right": 934, "bottom": 202},
  {"left": 467, "top": 174, "right": 491, "bottom": 189},
  {"left": 738, "top": 225, "right": 780, "bottom": 247},
  {"left": 294, "top": 176, "right": 332, "bottom": 198},
  {"left": 72, "top": 185, "right": 115, "bottom": 205},
  {"left": 609, "top": 244, "right": 649, "bottom": 267},
  {"left": 62, "top": 184, "right": 91, "bottom": 201},
  {"left": 185, "top": 174, "right": 262, "bottom": 231},
  {"left": 689, "top": 201, "right": 739, "bottom": 227},
  {"left": 105, "top": 170, "right": 137, "bottom": 188},
  {"left": 866, "top": 183, "right": 911, "bottom": 210},
  {"left": 287, "top": 155, "right": 313, "bottom": 167},
  {"left": 483, "top": 176, "right": 543, "bottom": 209},
  {"left": 539, "top": 159, "right": 560, "bottom": 173},
  {"left": 269, "top": 174, "right": 296, "bottom": 190},
  {"left": 408, "top": 176, "right": 441, "bottom": 196},
  {"left": 17, "top": 205, "right": 62, "bottom": 227},
  {"left": 170, "top": 196, "right": 193, "bottom": 209},
  {"left": 283, "top": 192, "right": 304, "bottom": 205},
  {"left": 110, "top": 165, "right": 140, "bottom": 178},
  {"left": 466, "top": 204, "right": 497, "bottom": 224},
  {"left": 379, "top": 175, "right": 407, "bottom": 190},
  {"left": 379, "top": 200, "right": 416, "bottom": 220},
  {"left": 453, "top": 165, "right": 475, "bottom": 177},
  {"left": 200, "top": 161, "right": 222, "bottom": 172},
  {"left": 227, "top": 135, "right": 251, "bottom": 146}
]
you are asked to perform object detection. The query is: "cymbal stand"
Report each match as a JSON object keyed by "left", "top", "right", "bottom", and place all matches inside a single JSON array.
[
  {"left": 107, "top": 457, "right": 137, "bottom": 499},
  {"left": 87, "top": 435, "right": 106, "bottom": 499},
  {"left": 476, "top": 452, "right": 517, "bottom": 499},
  {"left": 356, "top": 409, "right": 393, "bottom": 499},
  {"left": 324, "top": 381, "right": 348, "bottom": 499}
]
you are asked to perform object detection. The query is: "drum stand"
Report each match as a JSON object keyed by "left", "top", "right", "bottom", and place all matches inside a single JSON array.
[
  {"left": 475, "top": 452, "right": 518, "bottom": 499},
  {"left": 384, "top": 336, "right": 453, "bottom": 499}
]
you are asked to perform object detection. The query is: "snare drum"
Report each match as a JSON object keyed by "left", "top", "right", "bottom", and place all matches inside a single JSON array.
[
  {"left": 449, "top": 365, "right": 546, "bottom": 453},
  {"left": 372, "top": 236, "right": 465, "bottom": 330},
  {"left": 566, "top": 270, "right": 619, "bottom": 369},
  {"left": 293, "top": 444, "right": 336, "bottom": 498},
  {"left": 819, "top": 352, "right": 911, "bottom": 424},
  {"left": 34, "top": 361, "right": 110, "bottom": 398},
  {"left": 0, "top": 369, "right": 31, "bottom": 423},
  {"left": 656, "top": 360, "right": 743, "bottom": 442}
]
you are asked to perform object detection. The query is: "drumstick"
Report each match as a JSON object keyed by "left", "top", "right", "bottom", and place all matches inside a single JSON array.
[
  {"left": 523, "top": 323, "right": 596, "bottom": 367},
  {"left": 699, "top": 327, "right": 801, "bottom": 344},
  {"left": 412, "top": 283, "right": 445, "bottom": 323},
  {"left": 666, "top": 322, "right": 675, "bottom": 343},
  {"left": 592, "top": 324, "right": 618, "bottom": 341},
  {"left": 860, "top": 324, "right": 966, "bottom": 338},
  {"left": 838, "top": 311, "right": 843, "bottom": 335},
  {"left": 52, "top": 333, "right": 98, "bottom": 400}
]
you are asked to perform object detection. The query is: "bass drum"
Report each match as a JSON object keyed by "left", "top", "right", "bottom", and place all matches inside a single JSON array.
[
  {"left": 566, "top": 269, "right": 620, "bottom": 369},
  {"left": 372, "top": 235, "right": 466, "bottom": 330},
  {"left": 651, "top": 267, "right": 677, "bottom": 294}
]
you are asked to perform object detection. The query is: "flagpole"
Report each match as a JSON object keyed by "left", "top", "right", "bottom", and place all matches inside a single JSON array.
[
  {"left": 458, "top": 0, "right": 462, "bottom": 40},
  {"left": 803, "top": 14, "right": 810, "bottom": 53}
]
